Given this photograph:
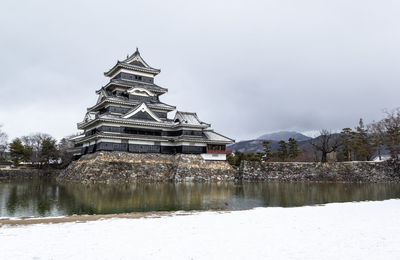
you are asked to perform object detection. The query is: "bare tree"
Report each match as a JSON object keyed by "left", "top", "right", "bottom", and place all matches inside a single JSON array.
[
  {"left": 58, "top": 135, "right": 76, "bottom": 167},
  {"left": 310, "top": 129, "right": 341, "bottom": 163},
  {"left": 21, "top": 133, "right": 52, "bottom": 166},
  {"left": 381, "top": 108, "right": 400, "bottom": 159},
  {"left": 368, "top": 120, "right": 385, "bottom": 161},
  {"left": 0, "top": 125, "right": 8, "bottom": 159}
]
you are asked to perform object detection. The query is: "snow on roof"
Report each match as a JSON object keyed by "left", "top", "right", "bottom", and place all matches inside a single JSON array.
[
  {"left": 69, "top": 134, "right": 85, "bottom": 141},
  {"left": 372, "top": 155, "right": 392, "bottom": 162},
  {"left": 99, "top": 113, "right": 176, "bottom": 126},
  {"left": 104, "top": 49, "right": 161, "bottom": 77},
  {"left": 83, "top": 112, "right": 97, "bottom": 123},
  {"left": 174, "top": 111, "right": 209, "bottom": 126},
  {"left": 203, "top": 130, "right": 234, "bottom": 143}
]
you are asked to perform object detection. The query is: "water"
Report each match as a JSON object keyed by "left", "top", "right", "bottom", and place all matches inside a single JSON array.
[{"left": 0, "top": 180, "right": 399, "bottom": 218}]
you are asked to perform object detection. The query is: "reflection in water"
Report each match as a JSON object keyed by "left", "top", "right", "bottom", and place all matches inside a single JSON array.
[{"left": 0, "top": 180, "right": 399, "bottom": 218}]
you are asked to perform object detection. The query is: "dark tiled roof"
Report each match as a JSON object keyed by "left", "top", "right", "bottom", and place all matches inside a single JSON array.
[
  {"left": 87, "top": 97, "right": 176, "bottom": 112},
  {"left": 76, "top": 131, "right": 232, "bottom": 145},
  {"left": 122, "top": 48, "right": 152, "bottom": 68},
  {"left": 0, "top": 161, "right": 12, "bottom": 165},
  {"left": 129, "top": 60, "right": 145, "bottom": 67},
  {"left": 106, "top": 79, "right": 168, "bottom": 94},
  {"left": 174, "top": 111, "right": 210, "bottom": 127},
  {"left": 104, "top": 61, "right": 160, "bottom": 77}
]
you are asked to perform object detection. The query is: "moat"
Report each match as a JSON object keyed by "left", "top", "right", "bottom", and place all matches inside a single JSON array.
[{"left": 1, "top": 180, "right": 400, "bottom": 218}]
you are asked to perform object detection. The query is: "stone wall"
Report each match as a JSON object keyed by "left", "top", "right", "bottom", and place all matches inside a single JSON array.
[
  {"left": 58, "top": 152, "right": 400, "bottom": 183},
  {"left": 57, "top": 152, "right": 235, "bottom": 183},
  {"left": 239, "top": 160, "right": 400, "bottom": 182}
]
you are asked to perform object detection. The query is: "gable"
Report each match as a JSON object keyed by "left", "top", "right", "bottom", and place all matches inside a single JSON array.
[
  {"left": 122, "top": 103, "right": 162, "bottom": 122},
  {"left": 174, "top": 111, "right": 202, "bottom": 125},
  {"left": 96, "top": 92, "right": 105, "bottom": 104},
  {"left": 127, "top": 87, "right": 155, "bottom": 97},
  {"left": 129, "top": 60, "right": 146, "bottom": 67},
  {"left": 124, "top": 49, "right": 150, "bottom": 68},
  {"left": 128, "top": 111, "right": 157, "bottom": 121}
]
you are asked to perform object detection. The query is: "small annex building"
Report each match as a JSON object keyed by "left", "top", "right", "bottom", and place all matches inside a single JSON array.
[
  {"left": 72, "top": 49, "right": 234, "bottom": 160},
  {"left": 0, "top": 161, "right": 12, "bottom": 169}
]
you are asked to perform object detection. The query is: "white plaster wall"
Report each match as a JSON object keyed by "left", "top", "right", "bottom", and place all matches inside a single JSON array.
[
  {"left": 201, "top": 153, "right": 226, "bottom": 161},
  {"left": 112, "top": 68, "right": 155, "bottom": 78}
]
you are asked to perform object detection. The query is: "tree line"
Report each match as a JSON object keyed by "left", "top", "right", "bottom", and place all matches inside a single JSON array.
[
  {"left": 1, "top": 107, "right": 400, "bottom": 167},
  {"left": 312, "top": 108, "right": 400, "bottom": 162},
  {"left": 227, "top": 138, "right": 301, "bottom": 167},
  {"left": 228, "top": 107, "right": 400, "bottom": 166},
  {"left": 0, "top": 127, "right": 74, "bottom": 168}
]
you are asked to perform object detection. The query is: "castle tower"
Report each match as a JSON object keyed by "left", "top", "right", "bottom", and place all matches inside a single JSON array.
[{"left": 73, "top": 49, "right": 234, "bottom": 160}]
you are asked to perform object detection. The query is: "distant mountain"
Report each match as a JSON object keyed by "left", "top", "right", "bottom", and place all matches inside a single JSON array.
[
  {"left": 257, "top": 131, "right": 312, "bottom": 142},
  {"left": 226, "top": 139, "right": 268, "bottom": 154},
  {"left": 227, "top": 132, "right": 390, "bottom": 160},
  {"left": 227, "top": 131, "right": 312, "bottom": 153}
]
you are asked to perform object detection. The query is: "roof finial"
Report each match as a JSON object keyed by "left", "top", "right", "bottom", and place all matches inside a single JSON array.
[
  {"left": 135, "top": 47, "right": 140, "bottom": 54},
  {"left": 127, "top": 54, "right": 129, "bottom": 58}
]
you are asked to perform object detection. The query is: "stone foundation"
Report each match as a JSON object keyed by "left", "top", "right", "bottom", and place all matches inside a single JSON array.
[
  {"left": 57, "top": 152, "right": 236, "bottom": 183},
  {"left": 58, "top": 153, "right": 400, "bottom": 183},
  {"left": 239, "top": 160, "right": 400, "bottom": 182}
]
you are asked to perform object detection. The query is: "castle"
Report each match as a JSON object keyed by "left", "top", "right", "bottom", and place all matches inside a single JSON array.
[{"left": 72, "top": 49, "right": 234, "bottom": 160}]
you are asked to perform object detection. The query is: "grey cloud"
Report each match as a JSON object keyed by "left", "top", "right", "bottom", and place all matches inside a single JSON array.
[{"left": 0, "top": 0, "right": 399, "bottom": 141}]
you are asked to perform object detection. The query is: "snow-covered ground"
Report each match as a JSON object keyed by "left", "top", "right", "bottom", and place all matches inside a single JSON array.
[{"left": 1, "top": 200, "right": 400, "bottom": 259}]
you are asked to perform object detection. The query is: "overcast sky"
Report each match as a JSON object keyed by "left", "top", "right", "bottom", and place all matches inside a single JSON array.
[{"left": 1, "top": 0, "right": 399, "bottom": 142}]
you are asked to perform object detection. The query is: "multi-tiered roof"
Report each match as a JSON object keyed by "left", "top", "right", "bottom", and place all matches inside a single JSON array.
[{"left": 74, "top": 49, "right": 234, "bottom": 158}]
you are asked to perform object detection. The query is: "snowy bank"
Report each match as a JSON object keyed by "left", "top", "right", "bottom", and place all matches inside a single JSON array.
[{"left": 1, "top": 200, "right": 400, "bottom": 259}]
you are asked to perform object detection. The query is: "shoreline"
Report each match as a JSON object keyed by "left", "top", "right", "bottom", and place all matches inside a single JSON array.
[
  {"left": 2, "top": 196, "right": 399, "bottom": 226},
  {"left": 0, "top": 210, "right": 223, "bottom": 227}
]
